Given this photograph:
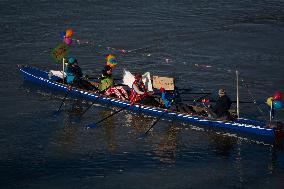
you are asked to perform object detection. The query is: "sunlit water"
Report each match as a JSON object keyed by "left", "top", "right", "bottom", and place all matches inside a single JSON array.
[{"left": 0, "top": 0, "right": 284, "bottom": 188}]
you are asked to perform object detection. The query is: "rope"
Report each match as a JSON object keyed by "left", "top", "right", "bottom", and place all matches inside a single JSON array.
[{"left": 239, "top": 78, "right": 266, "bottom": 117}]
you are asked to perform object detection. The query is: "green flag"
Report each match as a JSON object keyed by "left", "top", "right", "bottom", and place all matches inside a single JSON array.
[{"left": 51, "top": 42, "right": 70, "bottom": 63}]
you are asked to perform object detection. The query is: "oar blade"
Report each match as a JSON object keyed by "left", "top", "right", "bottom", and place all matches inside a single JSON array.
[
  {"left": 52, "top": 110, "right": 63, "bottom": 117},
  {"left": 86, "top": 123, "right": 98, "bottom": 129},
  {"left": 137, "top": 134, "right": 146, "bottom": 140}
]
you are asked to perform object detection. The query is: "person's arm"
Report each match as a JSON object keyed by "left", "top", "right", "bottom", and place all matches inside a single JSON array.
[
  {"left": 210, "top": 99, "right": 220, "bottom": 113},
  {"left": 133, "top": 84, "right": 144, "bottom": 95},
  {"left": 75, "top": 66, "right": 83, "bottom": 77}
]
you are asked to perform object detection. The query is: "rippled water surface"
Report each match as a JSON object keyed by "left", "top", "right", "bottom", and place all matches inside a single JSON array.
[{"left": 1, "top": 0, "right": 284, "bottom": 188}]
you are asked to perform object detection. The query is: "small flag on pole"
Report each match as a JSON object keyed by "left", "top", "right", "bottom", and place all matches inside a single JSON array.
[{"left": 51, "top": 43, "right": 70, "bottom": 63}]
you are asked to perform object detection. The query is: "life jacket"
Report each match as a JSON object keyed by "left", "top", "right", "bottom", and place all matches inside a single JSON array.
[
  {"left": 99, "top": 74, "right": 114, "bottom": 91},
  {"left": 130, "top": 80, "right": 146, "bottom": 103}
]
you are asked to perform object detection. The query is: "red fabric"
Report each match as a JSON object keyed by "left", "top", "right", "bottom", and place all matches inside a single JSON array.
[
  {"left": 104, "top": 86, "right": 128, "bottom": 100},
  {"left": 130, "top": 80, "right": 146, "bottom": 103}
]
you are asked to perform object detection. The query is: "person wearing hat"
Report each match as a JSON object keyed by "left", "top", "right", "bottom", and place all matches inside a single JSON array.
[
  {"left": 65, "top": 57, "right": 96, "bottom": 91},
  {"left": 129, "top": 73, "right": 147, "bottom": 103},
  {"left": 65, "top": 57, "right": 83, "bottom": 84},
  {"left": 129, "top": 73, "right": 159, "bottom": 106},
  {"left": 209, "top": 88, "right": 232, "bottom": 120},
  {"left": 99, "top": 65, "right": 129, "bottom": 100}
]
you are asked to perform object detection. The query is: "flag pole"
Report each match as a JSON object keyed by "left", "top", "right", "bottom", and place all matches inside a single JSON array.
[
  {"left": 62, "top": 58, "right": 65, "bottom": 84},
  {"left": 236, "top": 70, "right": 240, "bottom": 118},
  {"left": 269, "top": 100, "right": 274, "bottom": 124}
]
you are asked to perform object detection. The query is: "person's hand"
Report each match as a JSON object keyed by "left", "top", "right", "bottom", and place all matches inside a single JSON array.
[{"left": 143, "top": 91, "right": 149, "bottom": 96}]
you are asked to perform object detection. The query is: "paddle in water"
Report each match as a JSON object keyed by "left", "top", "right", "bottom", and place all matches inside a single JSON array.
[
  {"left": 53, "top": 84, "right": 73, "bottom": 117},
  {"left": 78, "top": 95, "right": 101, "bottom": 119},
  {"left": 86, "top": 104, "right": 131, "bottom": 129},
  {"left": 136, "top": 110, "right": 168, "bottom": 140}
]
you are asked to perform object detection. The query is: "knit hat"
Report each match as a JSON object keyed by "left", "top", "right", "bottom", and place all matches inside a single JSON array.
[
  {"left": 134, "top": 73, "right": 142, "bottom": 80},
  {"left": 218, "top": 88, "right": 226, "bottom": 96},
  {"left": 68, "top": 57, "right": 77, "bottom": 64}
]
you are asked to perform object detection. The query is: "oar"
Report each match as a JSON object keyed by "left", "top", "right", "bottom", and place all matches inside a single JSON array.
[
  {"left": 78, "top": 95, "right": 101, "bottom": 119},
  {"left": 144, "top": 110, "right": 168, "bottom": 135},
  {"left": 182, "top": 99, "right": 262, "bottom": 104},
  {"left": 86, "top": 104, "right": 131, "bottom": 129},
  {"left": 179, "top": 92, "right": 212, "bottom": 95},
  {"left": 77, "top": 85, "right": 112, "bottom": 119},
  {"left": 85, "top": 75, "right": 122, "bottom": 82},
  {"left": 53, "top": 85, "right": 73, "bottom": 116},
  {"left": 200, "top": 102, "right": 216, "bottom": 118}
]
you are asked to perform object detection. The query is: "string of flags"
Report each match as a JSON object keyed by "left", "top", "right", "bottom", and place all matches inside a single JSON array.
[{"left": 50, "top": 28, "right": 176, "bottom": 64}]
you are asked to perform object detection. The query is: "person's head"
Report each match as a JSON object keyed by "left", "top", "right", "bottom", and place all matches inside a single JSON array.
[
  {"left": 68, "top": 57, "right": 78, "bottom": 66},
  {"left": 102, "top": 65, "right": 112, "bottom": 75},
  {"left": 218, "top": 88, "right": 226, "bottom": 96},
  {"left": 134, "top": 73, "right": 142, "bottom": 81}
]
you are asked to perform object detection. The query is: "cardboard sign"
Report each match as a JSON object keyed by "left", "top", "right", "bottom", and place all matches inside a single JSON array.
[
  {"left": 153, "top": 76, "right": 174, "bottom": 90},
  {"left": 51, "top": 43, "right": 70, "bottom": 63}
]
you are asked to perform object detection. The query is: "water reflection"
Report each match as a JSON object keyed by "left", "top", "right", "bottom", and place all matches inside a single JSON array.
[
  {"left": 125, "top": 112, "right": 180, "bottom": 164},
  {"left": 125, "top": 113, "right": 154, "bottom": 133},
  {"left": 55, "top": 114, "right": 79, "bottom": 156},
  {"left": 267, "top": 142, "right": 283, "bottom": 174},
  {"left": 100, "top": 109, "right": 117, "bottom": 153},
  {"left": 152, "top": 122, "right": 180, "bottom": 164},
  {"left": 208, "top": 132, "right": 236, "bottom": 157}
]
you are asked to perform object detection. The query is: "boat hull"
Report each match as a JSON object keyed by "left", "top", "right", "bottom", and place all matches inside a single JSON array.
[{"left": 19, "top": 66, "right": 277, "bottom": 141}]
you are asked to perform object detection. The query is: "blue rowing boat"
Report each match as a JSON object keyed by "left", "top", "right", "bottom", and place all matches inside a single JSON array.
[{"left": 19, "top": 65, "right": 284, "bottom": 142}]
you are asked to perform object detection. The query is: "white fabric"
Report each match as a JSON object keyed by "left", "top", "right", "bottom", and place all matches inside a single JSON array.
[
  {"left": 48, "top": 70, "right": 66, "bottom": 79},
  {"left": 122, "top": 69, "right": 153, "bottom": 91}
]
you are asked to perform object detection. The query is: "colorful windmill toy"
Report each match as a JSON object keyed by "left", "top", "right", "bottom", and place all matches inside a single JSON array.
[{"left": 106, "top": 54, "right": 117, "bottom": 68}]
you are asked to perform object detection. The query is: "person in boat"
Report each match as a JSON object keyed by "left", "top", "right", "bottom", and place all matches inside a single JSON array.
[
  {"left": 65, "top": 57, "right": 97, "bottom": 91},
  {"left": 159, "top": 87, "right": 196, "bottom": 114},
  {"left": 99, "top": 65, "right": 129, "bottom": 100},
  {"left": 160, "top": 87, "right": 178, "bottom": 109},
  {"left": 209, "top": 88, "right": 232, "bottom": 120},
  {"left": 130, "top": 73, "right": 160, "bottom": 106}
]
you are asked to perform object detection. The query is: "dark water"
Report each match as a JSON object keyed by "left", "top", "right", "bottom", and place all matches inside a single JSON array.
[{"left": 1, "top": 0, "right": 284, "bottom": 188}]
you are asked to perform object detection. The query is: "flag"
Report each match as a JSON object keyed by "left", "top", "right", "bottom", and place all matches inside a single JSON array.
[{"left": 51, "top": 42, "right": 70, "bottom": 63}]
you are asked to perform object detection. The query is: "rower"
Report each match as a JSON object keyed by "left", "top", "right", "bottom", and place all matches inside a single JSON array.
[
  {"left": 130, "top": 73, "right": 159, "bottom": 106},
  {"left": 160, "top": 87, "right": 197, "bottom": 114},
  {"left": 65, "top": 57, "right": 82, "bottom": 84},
  {"left": 65, "top": 57, "right": 97, "bottom": 91},
  {"left": 98, "top": 65, "right": 129, "bottom": 100},
  {"left": 130, "top": 73, "right": 147, "bottom": 103},
  {"left": 209, "top": 88, "right": 232, "bottom": 120},
  {"left": 159, "top": 87, "right": 180, "bottom": 108}
]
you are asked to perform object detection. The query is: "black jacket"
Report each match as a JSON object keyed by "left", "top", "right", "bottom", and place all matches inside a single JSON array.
[{"left": 211, "top": 95, "right": 232, "bottom": 118}]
